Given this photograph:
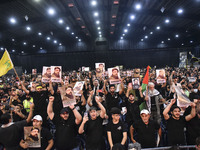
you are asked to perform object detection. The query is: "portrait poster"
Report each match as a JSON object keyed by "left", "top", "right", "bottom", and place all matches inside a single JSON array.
[
  {"left": 156, "top": 69, "right": 166, "bottom": 83},
  {"left": 24, "top": 126, "right": 41, "bottom": 148},
  {"left": 51, "top": 66, "right": 62, "bottom": 82},
  {"left": 132, "top": 78, "right": 140, "bottom": 89},
  {"left": 108, "top": 67, "right": 121, "bottom": 84},
  {"left": 73, "top": 81, "right": 85, "bottom": 96},
  {"left": 42, "top": 66, "right": 51, "bottom": 82},
  {"left": 59, "top": 86, "right": 76, "bottom": 107},
  {"left": 95, "top": 63, "right": 105, "bottom": 78},
  {"left": 32, "top": 69, "right": 37, "bottom": 75}
]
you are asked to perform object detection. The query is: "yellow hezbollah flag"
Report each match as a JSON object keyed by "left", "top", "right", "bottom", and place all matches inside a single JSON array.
[{"left": 0, "top": 50, "right": 14, "bottom": 77}]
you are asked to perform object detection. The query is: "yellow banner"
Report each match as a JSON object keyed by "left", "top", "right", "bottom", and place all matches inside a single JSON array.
[{"left": 0, "top": 50, "right": 14, "bottom": 77}]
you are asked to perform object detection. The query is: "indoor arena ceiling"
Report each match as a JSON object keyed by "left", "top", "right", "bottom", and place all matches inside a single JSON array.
[{"left": 0, "top": 0, "right": 200, "bottom": 54}]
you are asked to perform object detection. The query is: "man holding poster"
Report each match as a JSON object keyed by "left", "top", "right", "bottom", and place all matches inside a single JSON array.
[{"left": 47, "top": 96, "right": 82, "bottom": 150}]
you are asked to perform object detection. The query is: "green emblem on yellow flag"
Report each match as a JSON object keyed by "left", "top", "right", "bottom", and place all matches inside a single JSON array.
[{"left": 0, "top": 50, "right": 14, "bottom": 77}]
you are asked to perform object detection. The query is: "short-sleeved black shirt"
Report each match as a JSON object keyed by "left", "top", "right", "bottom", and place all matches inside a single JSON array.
[
  {"left": 84, "top": 116, "right": 104, "bottom": 149},
  {"left": 52, "top": 112, "right": 78, "bottom": 150},
  {"left": 133, "top": 119, "right": 160, "bottom": 148},
  {"left": 106, "top": 92, "right": 120, "bottom": 111},
  {"left": 0, "top": 120, "right": 27, "bottom": 150},
  {"left": 167, "top": 116, "right": 186, "bottom": 145},
  {"left": 107, "top": 120, "right": 127, "bottom": 145}
]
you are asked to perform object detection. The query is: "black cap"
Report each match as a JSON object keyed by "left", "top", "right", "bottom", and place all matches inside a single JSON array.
[
  {"left": 110, "top": 107, "right": 121, "bottom": 114},
  {"left": 60, "top": 107, "right": 69, "bottom": 114}
]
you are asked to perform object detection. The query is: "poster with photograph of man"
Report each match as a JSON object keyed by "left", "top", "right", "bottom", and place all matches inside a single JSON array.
[
  {"left": 58, "top": 86, "right": 76, "bottom": 107},
  {"left": 95, "top": 63, "right": 105, "bottom": 73},
  {"left": 156, "top": 69, "right": 166, "bottom": 83},
  {"left": 108, "top": 67, "right": 121, "bottom": 84},
  {"left": 24, "top": 126, "right": 41, "bottom": 148},
  {"left": 95, "top": 63, "right": 105, "bottom": 78},
  {"left": 32, "top": 69, "right": 37, "bottom": 75},
  {"left": 51, "top": 66, "right": 62, "bottom": 82},
  {"left": 42, "top": 66, "right": 51, "bottom": 82},
  {"left": 132, "top": 78, "right": 140, "bottom": 89},
  {"left": 73, "top": 81, "right": 85, "bottom": 96}
]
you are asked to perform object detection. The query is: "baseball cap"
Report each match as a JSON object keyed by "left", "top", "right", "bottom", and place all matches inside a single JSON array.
[
  {"left": 110, "top": 107, "right": 121, "bottom": 114},
  {"left": 32, "top": 115, "right": 43, "bottom": 121},
  {"left": 140, "top": 109, "right": 150, "bottom": 115},
  {"left": 60, "top": 107, "right": 69, "bottom": 114}
]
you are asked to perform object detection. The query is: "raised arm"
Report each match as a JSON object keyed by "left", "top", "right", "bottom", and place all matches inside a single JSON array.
[
  {"left": 185, "top": 102, "right": 196, "bottom": 121},
  {"left": 163, "top": 99, "right": 176, "bottom": 120},
  {"left": 119, "top": 79, "right": 125, "bottom": 95},
  {"left": 26, "top": 103, "right": 34, "bottom": 123},
  {"left": 103, "top": 80, "right": 108, "bottom": 95},
  {"left": 49, "top": 81, "right": 54, "bottom": 95},
  {"left": 21, "top": 81, "right": 30, "bottom": 95},
  {"left": 81, "top": 91, "right": 86, "bottom": 106},
  {"left": 47, "top": 96, "right": 55, "bottom": 120},
  {"left": 87, "top": 90, "right": 94, "bottom": 107},
  {"left": 78, "top": 115, "right": 88, "bottom": 134},
  {"left": 69, "top": 105, "right": 82, "bottom": 125},
  {"left": 96, "top": 96, "right": 106, "bottom": 118}
]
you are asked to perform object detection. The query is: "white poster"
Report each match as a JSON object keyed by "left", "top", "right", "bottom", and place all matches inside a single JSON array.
[
  {"left": 156, "top": 69, "right": 166, "bottom": 83},
  {"left": 42, "top": 66, "right": 51, "bottom": 82},
  {"left": 108, "top": 67, "right": 121, "bottom": 84}
]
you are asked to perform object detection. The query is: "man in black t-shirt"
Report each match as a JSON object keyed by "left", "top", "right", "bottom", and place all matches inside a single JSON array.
[
  {"left": 103, "top": 80, "right": 124, "bottom": 113},
  {"left": 21, "top": 83, "right": 49, "bottom": 128},
  {"left": 20, "top": 115, "right": 53, "bottom": 150},
  {"left": 163, "top": 99, "right": 196, "bottom": 146},
  {"left": 79, "top": 96, "right": 106, "bottom": 150},
  {"left": 184, "top": 100, "right": 200, "bottom": 145},
  {"left": 107, "top": 107, "right": 127, "bottom": 149},
  {"left": 47, "top": 96, "right": 82, "bottom": 150},
  {"left": 130, "top": 109, "right": 161, "bottom": 148},
  {"left": 0, "top": 103, "right": 34, "bottom": 150}
]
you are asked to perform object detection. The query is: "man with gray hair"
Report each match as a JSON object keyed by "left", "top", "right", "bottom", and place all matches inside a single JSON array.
[{"left": 143, "top": 82, "right": 165, "bottom": 124}]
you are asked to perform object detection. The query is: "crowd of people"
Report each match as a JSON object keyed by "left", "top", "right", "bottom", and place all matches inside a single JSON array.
[{"left": 0, "top": 66, "right": 200, "bottom": 150}]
